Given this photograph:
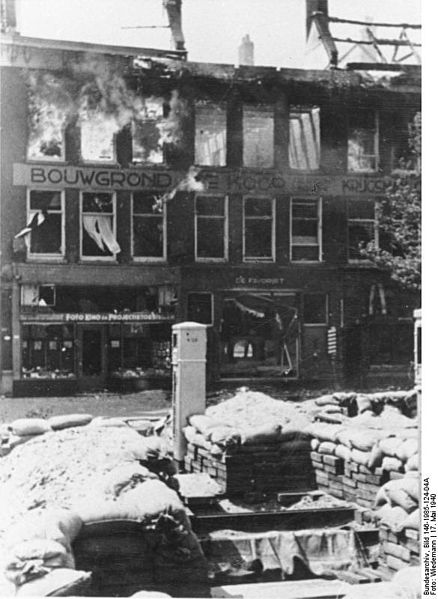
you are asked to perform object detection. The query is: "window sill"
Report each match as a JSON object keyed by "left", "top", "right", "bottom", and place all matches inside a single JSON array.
[
  {"left": 195, "top": 258, "right": 228, "bottom": 263},
  {"left": 132, "top": 258, "right": 168, "bottom": 263},
  {"left": 243, "top": 258, "right": 275, "bottom": 263},
  {"left": 290, "top": 260, "right": 324, "bottom": 265},
  {"left": 27, "top": 256, "right": 66, "bottom": 262}
]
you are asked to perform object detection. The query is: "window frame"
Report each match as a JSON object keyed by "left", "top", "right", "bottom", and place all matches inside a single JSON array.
[
  {"left": 194, "top": 194, "right": 229, "bottom": 263},
  {"left": 131, "top": 192, "right": 167, "bottom": 262},
  {"left": 79, "top": 117, "right": 117, "bottom": 165},
  {"left": 347, "top": 199, "right": 379, "bottom": 263},
  {"left": 26, "top": 188, "right": 65, "bottom": 261},
  {"left": 187, "top": 292, "right": 214, "bottom": 326},
  {"left": 242, "top": 195, "right": 276, "bottom": 263},
  {"left": 80, "top": 191, "right": 118, "bottom": 262},
  {"left": 27, "top": 127, "right": 66, "bottom": 163},
  {"left": 242, "top": 105, "right": 275, "bottom": 169},
  {"left": 290, "top": 197, "right": 323, "bottom": 263},
  {"left": 288, "top": 107, "right": 321, "bottom": 171},
  {"left": 347, "top": 110, "right": 380, "bottom": 173},
  {"left": 194, "top": 101, "right": 227, "bottom": 167}
]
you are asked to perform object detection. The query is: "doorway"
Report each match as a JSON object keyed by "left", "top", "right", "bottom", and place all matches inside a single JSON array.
[{"left": 78, "top": 326, "right": 106, "bottom": 390}]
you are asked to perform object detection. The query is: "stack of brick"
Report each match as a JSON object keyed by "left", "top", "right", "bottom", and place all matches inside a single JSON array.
[
  {"left": 184, "top": 440, "right": 315, "bottom": 495},
  {"left": 378, "top": 525, "right": 421, "bottom": 572}
]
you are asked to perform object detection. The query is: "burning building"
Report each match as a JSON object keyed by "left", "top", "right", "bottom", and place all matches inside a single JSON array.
[{"left": 0, "top": 7, "right": 420, "bottom": 396}]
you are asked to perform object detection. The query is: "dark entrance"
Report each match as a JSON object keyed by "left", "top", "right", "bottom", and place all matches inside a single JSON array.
[{"left": 78, "top": 326, "right": 106, "bottom": 390}]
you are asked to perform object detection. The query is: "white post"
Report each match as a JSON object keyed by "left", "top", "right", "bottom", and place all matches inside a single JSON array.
[{"left": 171, "top": 322, "right": 207, "bottom": 464}]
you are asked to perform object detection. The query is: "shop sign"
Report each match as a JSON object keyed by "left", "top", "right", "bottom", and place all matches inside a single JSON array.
[
  {"left": 14, "top": 163, "right": 391, "bottom": 196},
  {"left": 234, "top": 276, "right": 287, "bottom": 287},
  {"left": 20, "top": 312, "right": 174, "bottom": 323}
]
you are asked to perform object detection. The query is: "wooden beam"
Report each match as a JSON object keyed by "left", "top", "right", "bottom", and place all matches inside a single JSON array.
[
  {"left": 331, "top": 37, "right": 421, "bottom": 47},
  {"left": 328, "top": 16, "right": 421, "bottom": 29}
]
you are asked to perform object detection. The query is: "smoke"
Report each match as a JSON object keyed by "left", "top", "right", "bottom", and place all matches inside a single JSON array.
[{"left": 26, "top": 54, "right": 188, "bottom": 161}]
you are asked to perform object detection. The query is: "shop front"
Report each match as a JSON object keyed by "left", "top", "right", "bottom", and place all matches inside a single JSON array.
[{"left": 14, "top": 284, "right": 176, "bottom": 396}]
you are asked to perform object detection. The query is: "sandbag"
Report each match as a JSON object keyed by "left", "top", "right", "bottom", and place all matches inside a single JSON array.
[
  {"left": 395, "top": 438, "right": 419, "bottom": 462},
  {"left": 335, "top": 428, "right": 353, "bottom": 448},
  {"left": 127, "top": 436, "right": 168, "bottom": 461},
  {"left": 406, "top": 453, "right": 419, "bottom": 471},
  {"left": 314, "top": 394, "right": 339, "bottom": 406},
  {"left": 188, "top": 414, "right": 222, "bottom": 435},
  {"left": 318, "top": 441, "right": 338, "bottom": 455},
  {"left": 11, "top": 418, "right": 51, "bottom": 437},
  {"left": 381, "top": 456, "right": 404, "bottom": 473},
  {"left": 310, "top": 438, "right": 320, "bottom": 451},
  {"left": 240, "top": 423, "right": 281, "bottom": 445},
  {"left": 120, "top": 479, "right": 186, "bottom": 523},
  {"left": 90, "top": 417, "right": 128, "bottom": 428},
  {"left": 4, "top": 509, "right": 83, "bottom": 553},
  {"left": 379, "top": 437, "right": 403, "bottom": 457},
  {"left": 386, "top": 488, "right": 417, "bottom": 513},
  {"left": 48, "top": 414, "right": 93, "bottom": 431},
  {"left": 367, "top": 443, "right": 384, "bottom": 469},
  {"left": 209, "top": 426, "right": 241, "bottom": 447},
  {"left": 7, "top": 434, "right": 35, "bottom": 449},
  {"left": 355, "top": 394, "right": 373, "bottom": 414},
  {"left": 16, "top": 568, "right": 91, "bottom": 597},
  {"left": 375, "top": 504, "right": 409, "bottom": 532},
  {"left": 392, "top": 566, "right": 421, "bottom": 598},
  {"left": 351, "top": 448, "right": 372, "bottom": 466},
  {"left": 402, "top": 508, "right": 420, "bottom": 531},
  {"left": 5, "top": 540, "right": 73, "bottom": 586},
  {"left": 103, "top": 463, "right": 157, "bottom": 497},
  {"left": 349, "top": 429, "right": 382, "bottom": 452},
  {"left": 335, "top": 444, "right": 351, "bottom": 461},
  {"left": 307, "top": 422, "right": 343, "bottom": 443}
]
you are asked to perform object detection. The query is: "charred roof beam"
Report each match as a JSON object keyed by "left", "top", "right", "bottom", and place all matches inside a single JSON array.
[{"left": 163, "top": 0, "right": 186, "bottom": 56}]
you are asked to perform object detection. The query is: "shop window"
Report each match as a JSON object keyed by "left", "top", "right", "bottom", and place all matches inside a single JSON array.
[
  {"left": 80, "top": 114, "right": 116, "bottom": 163},
  {"left": 303, "top": 294, "right": 328, "bottom": 325},
  {"left": 243, "top": 106, "right": 274, "bottom": 168},
  {"left": 348, "top": 110, "right": 379, "bottom": 172},
  {"left": 290, "top": 198, "right": 322, "bottom": 262},
  {"left": 243, "top": 197, "right": 275, "bottom": 262},
  {"left": 132, "top": 192, "right": 166, "bottom": 260},
  {"left": 132, "top": 98, "right": 165, "bottom": 164},
  {"left": 187, "top": 293, "right": 213, "bottom": 325},
  {"left": 81, "top": 192, "right": 120, "bottom": 260},
  {"left": 195, "top": 195, "right": 228, "bottom": 261},
  {"left": 23, "top": 190, "right": 64, "bottom": 258},
  {"left": 289, "top": 108, "right": 320, "bottom": 170},
  {"left": 348, "top": 199, "right": 378, "bottom": 261},
  {"left": 21, "top": 324, "right": 75, "bottom": 379},
  {"left": 195, "top": 103, "right": 227, "bottom": 167}
]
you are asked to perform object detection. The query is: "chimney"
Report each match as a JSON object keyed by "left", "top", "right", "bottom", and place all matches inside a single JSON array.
[
  {"left": 306, "top": 0, "right": 328, "bottom": 38},
  {"left": 163, "top": 0, "right": 186, "bottom": 53},
  {"left": 1, "top": 0, "right": 17, "bottom": 33},
  {"left": 238, "top": 34, "right": 254, "bottom": 66}
]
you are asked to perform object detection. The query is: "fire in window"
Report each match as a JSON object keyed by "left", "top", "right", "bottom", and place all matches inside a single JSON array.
[
  {"left": 243, "top": 197, "right": 275, "bottom": 261},
  {"left": 80, "top": 113, "right": 117, "bottom": 163},
  {"left": 348, "top": 199, "right": 378, "bottom": 261},
  {"left": 243, "top": 106, "right": 274, "bottom": 168},
  {"left": 195, "top": 195, "right": 228, "bottom": 261},
  {"left": 27, "top": 104, "right": 65, "bottom": 161},
  {"left": 187, "top": 293, "right": 213, "bottom": 325},
  {"left": 132, "top": 192, "right": 166, "bottom": 259},
  {"left": 348, "top": 110, "right": 379, "bottom": 172},
  {"left": 289, "top": 108, "right": 320, "bottom": 170},
  {"left": 81, "top": 193, "right": 120, "bottom": 258},
  {"left": 132, "top": 98, "right": 165, "bottom": 164},
  {"left": 15, "top": 190, "right": 64, "bottom": 256},
  {"left": 195, "top": 103, "right": 227, "bottom": 167},
  {"left": 291, "top": 198, "right": 321, "bottom": 261}
]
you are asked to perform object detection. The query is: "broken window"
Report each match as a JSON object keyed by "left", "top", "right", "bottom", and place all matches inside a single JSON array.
[
  {"left": 187, "top": 293, "right": 213, "bottom": 325},
  {"left": 132, "top": 192, "right": 166, "bottom": 260},
  {"left": 289, "top": 108, "right": 320, "bottom": 170},
  {"left": 303, "top": 294, "right": 328, "bottom": 324},
  {"left": 348, "top": 110, "right": 379, "bottom": 172},
  {"left": 195, "top": 195, "right": 228, "bottom": 261},
  {"left": 348, "top": 199, "right": 378, "bottom": 261},
  {"left": 80, "top": 113, "right": 117, "bottom": 163},
  {"left": 243, "top": 106, "right": 274, "bottom": 168},
  {"left": 21, "top": 190, "right": 64, "bottom": 257},
  {"left": 81, "top": 192, "right": 120, "bottom": 259},
  {"left": 195, "top": 103, "right": 227, "bottom": 166},
  {"left": 21, "top": 324, "right": 75, "bottom": 378},
  {"left": 243, "top": 197, "right": 275, "bottom": 261},
  {"left": 132, "top": 98, "right": 164, "bottom": 164},
  {"left": 291, "top": 198, "right": 322, "bottom": 261}
]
